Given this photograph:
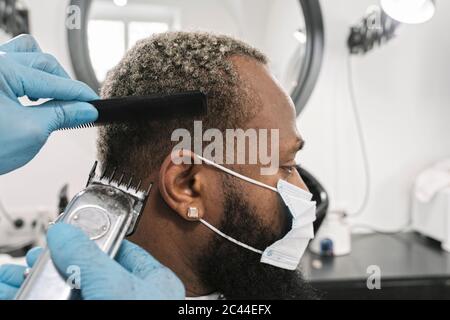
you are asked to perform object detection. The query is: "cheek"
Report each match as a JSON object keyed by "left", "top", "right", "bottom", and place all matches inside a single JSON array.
[
  {"left": 203, "top": 176, "right": 227, "bottom": 226},
  {"left": 248, "top": 187, "right": 285, "bottom": 235}
]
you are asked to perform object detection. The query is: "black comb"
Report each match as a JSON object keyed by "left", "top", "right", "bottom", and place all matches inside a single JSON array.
[{"left": 61, "top": 90, "right": 207, "bottom": 130}]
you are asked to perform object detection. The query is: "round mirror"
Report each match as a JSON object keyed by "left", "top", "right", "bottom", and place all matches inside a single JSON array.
[{"left": 68, "top": 0, "right": 323, "bottom": 114}]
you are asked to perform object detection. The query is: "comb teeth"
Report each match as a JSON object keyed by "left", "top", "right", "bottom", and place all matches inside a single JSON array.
[{"left": 59, "top": 122, "right": 96, "bottom": 131}]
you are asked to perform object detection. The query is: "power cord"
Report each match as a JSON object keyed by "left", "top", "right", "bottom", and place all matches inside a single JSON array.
[
  {"left": 346, "top": 54, "right": 371, "bottom": 217},
  {"left": 345, "top": 54, "right": 411, "bottom": 234}
]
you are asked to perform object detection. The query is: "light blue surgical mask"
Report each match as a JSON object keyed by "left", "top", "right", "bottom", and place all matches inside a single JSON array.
[{"left": 196, "top": 155, "right": 316, "bottom": 270}]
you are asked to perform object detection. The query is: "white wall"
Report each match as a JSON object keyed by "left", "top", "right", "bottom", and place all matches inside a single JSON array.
[
  {"left": 0, "top": 0, "right": 98, "bottom": 218},
  {"left": 299, "top": 0, "right": 450, "bottom": 230},
  {"left": 0, "top": 0, "right": 449, "bottom": 232}
]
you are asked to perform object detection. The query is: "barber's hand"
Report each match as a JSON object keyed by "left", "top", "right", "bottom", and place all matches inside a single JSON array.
[
  {"left": 0, "top": 34, "right": 99, "bottom": 175},
  {"left": 0, "top": 247, "right": 41, "bottom": 299},
  {"left": 0, "top": 223, "right": 185, "bottom": 300}
]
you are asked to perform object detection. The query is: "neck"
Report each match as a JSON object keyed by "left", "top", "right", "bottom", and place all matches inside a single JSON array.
[
  {"left": 159, "top": 238, "right": 214, "bottom": 297},
  {"left": 128, "top": 210, "right": 214, "bottom": 297}
]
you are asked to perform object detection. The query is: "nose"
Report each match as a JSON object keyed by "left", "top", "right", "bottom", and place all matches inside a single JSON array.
[{"left": 294, "top": 166, "right": 309, "bottom": 192}]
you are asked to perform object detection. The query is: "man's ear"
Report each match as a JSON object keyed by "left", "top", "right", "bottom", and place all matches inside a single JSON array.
[{"left": 159, "top": 150, "right": 206, "bottom": 221}]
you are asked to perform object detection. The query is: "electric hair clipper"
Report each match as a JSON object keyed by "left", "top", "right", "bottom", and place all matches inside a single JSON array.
[{"left": 15, "top": 162, "right": 151, "bottom": 300}]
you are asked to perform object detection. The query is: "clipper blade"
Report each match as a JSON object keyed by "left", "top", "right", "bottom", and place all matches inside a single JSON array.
[
  {"left": 86, "top": 161, "right": 152, "bottom": 199},
  {"left": 86, "top": 161, "right": 152, "bottom": 237}
]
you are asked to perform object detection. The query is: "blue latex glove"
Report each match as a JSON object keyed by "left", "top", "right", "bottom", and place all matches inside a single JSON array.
[
  {"left": 0, "top": 223, "right": 185, "bottom": 300},
  {"left": 0, "top": 247, "right": 40, "bottom": 299},
  {"left": 0, "top": 34, "right": 99, "bottom": 175}
]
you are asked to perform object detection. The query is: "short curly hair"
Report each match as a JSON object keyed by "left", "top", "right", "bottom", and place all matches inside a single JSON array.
[{"left": 98, "top": 31, "right": 268, "bottom": 176}]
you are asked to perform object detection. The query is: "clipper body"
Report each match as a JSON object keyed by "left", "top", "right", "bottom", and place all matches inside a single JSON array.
[{"left": 15, "top": 163, "right": 150, "bottom": 300}]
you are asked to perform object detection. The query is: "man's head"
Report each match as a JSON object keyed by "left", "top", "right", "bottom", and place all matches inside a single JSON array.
[{"left": 98, "top": 32, "right": 317, "bottom": 299}]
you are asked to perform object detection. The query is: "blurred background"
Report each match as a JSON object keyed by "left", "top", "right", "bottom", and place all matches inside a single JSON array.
[{"left": 0, "top": 0, "right": 449, "bottom": 299}]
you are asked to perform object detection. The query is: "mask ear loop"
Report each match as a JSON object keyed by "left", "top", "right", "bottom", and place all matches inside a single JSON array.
[
  {"left": 195, "top": 155, "right": 278, "bottom": 192},
  {"left": 194, "top": 155, "right": 276, "bottom": 255},
  {"left": 199, "top": 219, "right": 263, "bottom": 254}
]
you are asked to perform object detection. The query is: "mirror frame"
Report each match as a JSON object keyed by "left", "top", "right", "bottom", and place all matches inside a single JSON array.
[{"left": 67, "top": 0, "right": 324, "bottom": 114}]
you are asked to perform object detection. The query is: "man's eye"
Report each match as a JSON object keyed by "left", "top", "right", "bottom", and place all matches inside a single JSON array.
[{"left": 282, "top": 165, "right": 296, "bottom": 174}]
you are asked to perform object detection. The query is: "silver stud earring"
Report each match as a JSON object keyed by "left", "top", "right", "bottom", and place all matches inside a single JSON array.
[{"left": 187, "top": 207, "right": 199, "bottom": 219}]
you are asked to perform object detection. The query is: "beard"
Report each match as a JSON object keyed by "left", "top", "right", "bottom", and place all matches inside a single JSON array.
[{"left": 197, "top": 176, "right": 320, "bottom": 300}]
